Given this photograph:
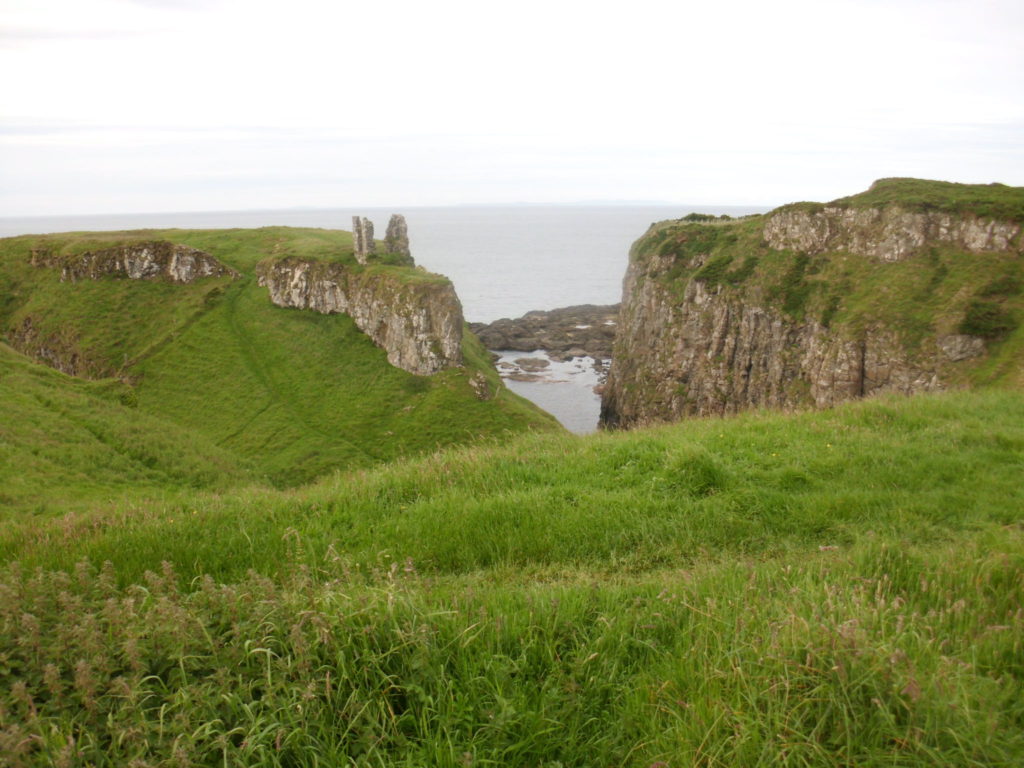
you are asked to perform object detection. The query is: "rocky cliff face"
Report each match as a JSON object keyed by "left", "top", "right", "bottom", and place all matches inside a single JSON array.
[
  {"left": 764, "top": 206, "right": 1019, "bottom": 262},
  {"left": 258, "top": 258, "right": 464, "bottom": 376},
  {"left": 31, "top": 241, "right": 237, "bottom": 283},
  {"left": 601, "top": 181, "right": 1023, "bottom": 428}
]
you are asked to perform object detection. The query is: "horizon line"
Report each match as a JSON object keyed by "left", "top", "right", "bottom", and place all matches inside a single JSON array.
[{"left": 0, "top": 200, "right": 777, "bottom": 221}]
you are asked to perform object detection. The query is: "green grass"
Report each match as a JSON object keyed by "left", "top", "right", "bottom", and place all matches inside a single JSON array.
[
  {"left": 777, "top": 178, "right": 1024, "bottom": 222},
  {"left": 3, "top": 389, "right": 1023, "bottom": 583},
  {"left": 0, "top": 390, "right": 1022, "bottom": 766},
  {"left": 830, "top": 177, "right": 1024, "bottom": 221},
  {"left": 0, "top": 228, "right": 558, "bottom": 491},
  {"left": 0, "top": 342, "right": 250, "bottom": 517}
]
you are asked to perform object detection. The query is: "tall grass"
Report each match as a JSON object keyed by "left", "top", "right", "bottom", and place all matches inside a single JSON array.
[
  {"left": 1, "top": 390, "right": 1021, "bottom": 765},
  {"left": 1, "top": 531, "right": 1021, "bottom": 766},
  {"left": 4, "top": 389, "right": 1022, "bottom": 586}
]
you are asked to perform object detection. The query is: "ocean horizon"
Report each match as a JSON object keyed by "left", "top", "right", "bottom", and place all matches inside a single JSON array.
[{"left": 0, "top": 203, "right": 769, "bottom": 323}]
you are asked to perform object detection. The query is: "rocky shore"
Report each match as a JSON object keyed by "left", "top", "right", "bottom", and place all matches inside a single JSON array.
[{"left": 469, "top": 304, "right": 619, "bottom": 361}]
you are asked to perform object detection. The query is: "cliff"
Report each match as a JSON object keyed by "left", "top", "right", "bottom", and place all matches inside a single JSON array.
[
  {"left": 30, "top": 240, "right": 238, "bottom": 283},
  {"left": 601, "top": 179, "right": 1024, "bottom": 428},
  {"left": 1, "top": 226, "right": 557, "bottom": 487},
  {"left": 258, "top": 257, "right": 464, "bottom": 376}
]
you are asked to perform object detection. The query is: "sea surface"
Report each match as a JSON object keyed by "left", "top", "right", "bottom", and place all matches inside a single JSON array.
[{"left": 0, "top": 204, "right": 768, "bottom": 432}]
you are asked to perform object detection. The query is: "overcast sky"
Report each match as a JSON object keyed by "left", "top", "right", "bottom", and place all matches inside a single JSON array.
[{"left": 2, "top": 0, "right": 1022, "bottom": 215}]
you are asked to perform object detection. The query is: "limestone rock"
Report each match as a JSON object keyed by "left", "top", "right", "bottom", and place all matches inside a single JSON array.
[
  {"left": 384, "top": 214, "right": 412, "bottom": 262},
  {"left": 30, "top": 241, "right": 237, "bottom": 283},
  {"left": 600, "top": 260, "right": 947, "bottom": 428},
  {"left": 599, "top": 192, "right": 1016, "bottom": 429},
  {"left": 469, "top": 371, "right": 493, "bottom": 400},
  {"left": 514, "top": 357, "right": 550, "bottom": 372},
  {"left": 352, "top": 217, "right": 376, "bottom": 265},
  {"left": 8, "top": 316, "right": 84, "bottom": 376},
  {"left": 258, "top": 258, "right": 464, "bottom": 376},
  {"left": 938, "top": 334, "right": 986, "bottom": 362},
  {"left": 764, "top": 206, "right": 1019, "bottom": 262}
]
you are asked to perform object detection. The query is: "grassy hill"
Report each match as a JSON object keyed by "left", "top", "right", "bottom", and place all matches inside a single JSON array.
[
  {"left": 1, "top": 389, "right": 1022, "bottom": 765},
  {"left": 0, "top": 341, "right": 249, "bottom": 518},
  {"left": 0, "top": 227, "right": 558, "bottom": 497}
]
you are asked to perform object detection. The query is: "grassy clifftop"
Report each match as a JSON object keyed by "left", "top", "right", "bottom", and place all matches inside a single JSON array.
[
  {"left": 826, "top": 177, "right": 1024, "bottom": 221},
  {"left": 625, "top": 179, "right": 1024, "bottom": 391},
  {"left": 0, "top": 227, "right": 558, "bottom": 497}
]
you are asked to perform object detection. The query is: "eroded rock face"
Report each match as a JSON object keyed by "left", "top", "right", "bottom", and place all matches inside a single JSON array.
[
  {"left": 352, "top": 217, "right": 376, "bottom": 265},
  {"left": 600, "top": 271, "right": 945, "bottom": 428},
  {"left": 8, "top": 316, "right": 85, "bottom": 377},
  {"left": 764, "top": 206, "right": 1019, "bottom": 261},
  {"left": 599, "top": 200, "right": 1012, "bottom": 429},
  {"left": 30, "top": 241, "right": 237, "bottom": 283},
  {"left": 258, "top": 259, "right": 464, "bottom": 375},
  {"left": 384, "top": 214, "right": 412, "bottom": 261}
]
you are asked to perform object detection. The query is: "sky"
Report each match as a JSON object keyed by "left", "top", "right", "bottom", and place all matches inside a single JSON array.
[{"left": 1, "top": 0, "right": 1023, "bottom": 215}]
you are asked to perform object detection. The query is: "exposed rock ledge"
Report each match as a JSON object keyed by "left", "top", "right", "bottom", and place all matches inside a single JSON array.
[
  {"left": 470, "top": 304, "right": 619, "bottom": 360},
  {"left": 31, "top": 241, "right": 238, "bottom": 283},
  {"left": 258, "top": 258, "right": 464, "bottom": 376},
  {"left": 764, "top": 206, "right": 1020, "bottom": 261},
  {"left": 600, "top": 275, "right": 964, "bottom": 428}
]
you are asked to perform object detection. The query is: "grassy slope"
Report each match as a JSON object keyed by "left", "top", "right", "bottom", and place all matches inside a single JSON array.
[
  {"left": 0, "top": 227, "right": 558, "bottom": 491},
  {"left": 1, "top": 389, "right": 1022, "bottom": 765},
  {"left": 832, "top": 177, "right": 1024, "bottom": 221},
  {"left": 0, "top": 342, "right": 250, "bottom": 517},
  {"left": 4, "top": 388, "right": 1022, "bottom": 581}
]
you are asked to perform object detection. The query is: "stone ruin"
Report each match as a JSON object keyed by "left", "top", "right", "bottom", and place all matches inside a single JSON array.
[
  {"left": 352, "top": 214, "right": 413, "bottom": 265},
  {"left": 352, "top": 216, "right": 375, "bottom": 265},
  {"left": 384, "top": 214, "right": 411, "bottom": 261}
]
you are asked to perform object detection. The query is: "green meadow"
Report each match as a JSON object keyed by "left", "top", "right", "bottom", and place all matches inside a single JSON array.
[{"left": 2, "top": 386, "right": 1023, "bottom": 766}]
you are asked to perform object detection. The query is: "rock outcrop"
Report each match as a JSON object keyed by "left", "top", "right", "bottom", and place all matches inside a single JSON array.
[
  {"left": 764, "top": 206, "right": 1020, "bottom": 262},
  {"left": 258, "top": 258, "right": 464, "bottom": 375},
  {"left": 30, "top": 241, "right": 237, "bottom": 283},
  {"left": 8, "top": 316, "right": 86, "bottom": 377},
  {"left": 352, "top": 217, "right": 375, "bottom": 265},
  {"left": 600, "top": 275, "right": 943, "bottom": 427},
  {"left": 470, "top": 304, "right": 619, "bottom": 360},
  {"left": 601, "top": 179, "right": 1023, "bottom": 429},
  {"left": 384, "top": 214, "right": 412, "bottom": 261}
]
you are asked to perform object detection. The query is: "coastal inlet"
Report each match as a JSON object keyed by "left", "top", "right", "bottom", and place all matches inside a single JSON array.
[{"left": 470, "top": 304, "right": 618, "bottom": 434}]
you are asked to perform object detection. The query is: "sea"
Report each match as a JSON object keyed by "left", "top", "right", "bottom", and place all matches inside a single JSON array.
[{"left": 0, "top": 204, "right": 768, "bottom": 432}]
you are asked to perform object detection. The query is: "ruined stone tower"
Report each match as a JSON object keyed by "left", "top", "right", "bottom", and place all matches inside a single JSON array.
[
  {"left": 352, "top": 216, "right": 375, "bottom": 265},
  {"left": 384, "top": 214, "right": 412, "bottom": 261}
]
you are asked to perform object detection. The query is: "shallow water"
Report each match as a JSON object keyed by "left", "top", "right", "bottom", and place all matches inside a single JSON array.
[{"left": 493, "top": 350, "right": 605, "bottom": 434}]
